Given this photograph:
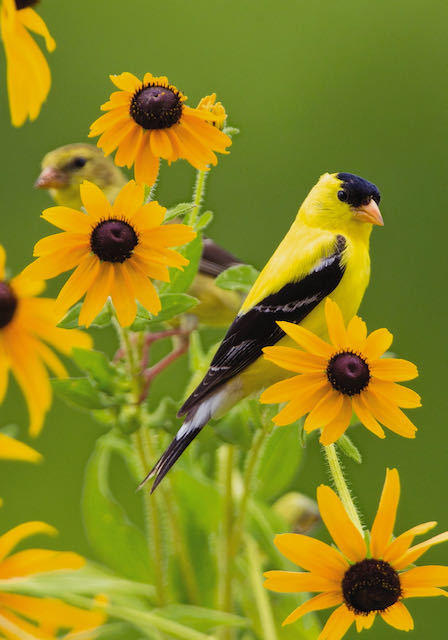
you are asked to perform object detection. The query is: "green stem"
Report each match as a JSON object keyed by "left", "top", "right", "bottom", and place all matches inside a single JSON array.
[
  {"left": 323, "top": 444, "right": 363, "bottom": 533},
  {"left": 188, "top": 169, "right": 208, "bottom": 227},
  {"left": 218, "top": 445, "right": 235, "bottom": 640},
  {"left": 133, "top": 428, "right": 167, "bottom": 606},
  {"left": 246, "top": 536, "right": 278, "bottom": 640}
]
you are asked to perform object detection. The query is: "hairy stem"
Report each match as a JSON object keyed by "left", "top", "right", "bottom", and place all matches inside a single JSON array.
[
  {"left": 246, "top": 536, "right": 278, "bottom": 640},
  {"left": 323, "top": 443, "right": 363, "bottom": 533},
  {"left": 188, "top": 169, "right": 209, "bottom": 227}
]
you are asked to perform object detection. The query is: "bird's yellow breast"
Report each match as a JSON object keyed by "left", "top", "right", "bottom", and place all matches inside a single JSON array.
[{"left": 239, "top": 234, "right": 371, "bottom": 394}]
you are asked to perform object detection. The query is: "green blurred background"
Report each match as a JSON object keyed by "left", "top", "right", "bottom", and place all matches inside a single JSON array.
[{"left": 0, "top": 0, "right": 447, "bottom": 637}]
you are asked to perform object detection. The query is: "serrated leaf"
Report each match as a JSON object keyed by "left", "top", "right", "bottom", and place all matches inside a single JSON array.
[
  {"left": 162, "top": 234, "right": 203, "bottom": 294},
  {"left": 72, "top": 348, "right": 116, "bottom": 393},
  {"left": 196, "top": 211, "right": 213, "bottom": 231},
  {"left": 215, "top": 264, "right": 259, "bottom": 293},
  {"left": 255, "top": 423, "right": 302, "bottom": 502},
  {"left": 51, "top": 377, "right": 108, "bottom": 410},
  {"left": 164, "top": 202, "right": 195, "bottom": 222},
  {"left": 337, "top": 434, "right": 362, "bottom": 464},
  {"left": 82, "top": 436, "right": 153, "bottom": 583},
  {"left": 129, "top": 294, "right": 198, "bottom": 331}
]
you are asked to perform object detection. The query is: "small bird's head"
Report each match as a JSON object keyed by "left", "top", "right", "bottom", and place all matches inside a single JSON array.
[
  {"left": 300, "top": 172, "right": 383, "bottom": 234},
  {"left": 35, "top": 143, "right": 126, "bottom": 209}
]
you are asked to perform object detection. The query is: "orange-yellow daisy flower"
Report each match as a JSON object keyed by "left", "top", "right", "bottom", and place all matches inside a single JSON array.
[
  {"left": 197, "top": 93, "right": 227, "bottom": 129},
  {"left": 0, "top": 521, "right": 105, "bottom": 638},
  {"left": 265, "top": 469, "right": 448, "bottom": 639},
  {"left": 1, "top": 0, "right": 55, "bottom": 126},
  {"left": 23, "top": 180, "right": 196, "bottom": 327},
  {"left": 0, "top": 245, "right": 91, "bottom": 436},
  {"left": 89, "top": 72, "right": 232, "bottom": 186},
  {"left": 260, "top": 298, "right": 420, "bottom": 445}
]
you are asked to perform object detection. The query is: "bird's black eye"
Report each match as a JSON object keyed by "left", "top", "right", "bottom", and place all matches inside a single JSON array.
[
  {"left": 72, "top": 157, "right": 87, "bottom": 169},
  {"left": 337, "top": 190, "right": 348, "bottom": 202}
]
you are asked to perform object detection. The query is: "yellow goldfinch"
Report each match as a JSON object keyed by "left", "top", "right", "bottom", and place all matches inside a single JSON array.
[
  {"left": 35, "top": 144, "right": 243, "bottom": 327},
  {"left": 145, "top": 171, "right": 384, "bottom": 491}
]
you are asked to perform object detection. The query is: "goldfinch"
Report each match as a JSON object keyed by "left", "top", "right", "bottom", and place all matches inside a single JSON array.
[
  {"left": 35, "top": 144, "right": 243, "bottom": 327},
  {"left": 144, "top": 171, "right": 384, "bottom": 491}
]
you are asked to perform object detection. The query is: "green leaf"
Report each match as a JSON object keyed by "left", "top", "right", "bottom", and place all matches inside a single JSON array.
[
  {"left": 163, "top": 234, "right": 203, "bottom": 294},
  {"left": 223, "top": 126, "right": 240, "bottom": 137},
  {"left": 72, "top": 348, "right": 116, "bottom": 393},
  {"left": 52, "top": 377, "right": 108, "bottom": 410},
  {"left": 155, "top": 604, "right": 248, "bottom": 633},
  {"left": 57, "top": 302, "right": 113, "bottom": 329},
  {"left": 337, "top": 434, "right": 362, "bottom": 464},
  {"left": 82, "top": 435, "right": 153, "bottom": 583},
  {"left": 164, "top": 202, "right": 195, "bottom": 222},
  {"left": 255, "top": 422, "right": 302, "bottom": 502},
  {"left": 215, "top": 264, "right": 259, "bottom": 293},
  {"left": 196, "top": 211, "right": 213, "bottom": 231},
  {"left": 213, "top": 404, "right": 254, "bottom": 449},
  {"left": 130, "top": 294, "right": 198, "bottom": 330}
]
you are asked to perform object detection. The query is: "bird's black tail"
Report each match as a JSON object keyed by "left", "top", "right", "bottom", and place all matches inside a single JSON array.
[{"left": 138, "top": 398, "right": 216, "bottom": 493}]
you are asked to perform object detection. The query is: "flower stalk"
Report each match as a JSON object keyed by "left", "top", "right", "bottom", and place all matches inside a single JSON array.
[{"left": 322, "top": 443, "right": 363, "bottom": 534}]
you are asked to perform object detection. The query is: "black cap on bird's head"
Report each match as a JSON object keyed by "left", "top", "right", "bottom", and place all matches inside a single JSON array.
[{"left": 336, "top": 172, "right": 383, "bottom": 226}]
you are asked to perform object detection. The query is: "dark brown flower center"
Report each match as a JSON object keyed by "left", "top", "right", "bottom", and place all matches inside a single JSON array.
[
  {"left": 130, "top": 85, "right": 183, "bottom": 130},
  {"left": 15, "top": 0, "right": 39, "bottom": 9},
  {"left": 90, "top": 219, "right": 138, "bottom": 263},
  {"left": 0, "top": 282, "right": 18, "bottom": 329},
  {"left": 326, "top": 351, "right": 370, "bottom": 396},
  {"left": 342, "top": 559, "right": 401, "bottom": 614}
]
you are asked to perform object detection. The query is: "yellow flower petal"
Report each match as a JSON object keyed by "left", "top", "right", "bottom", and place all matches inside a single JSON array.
[
  {"left": 380, "top": 602, "right": 414, "bottom": 631},
  {"left": 78, "top": 262, "right": 114, "bottom": 328},
  {"left": 33, "top": 232, "right": 89, "bottom": 257},
  {"left": 355, "top": 612, "right": 376, "bottom": 631},
  {"left": 147, "top": 224, "right": 196, "bottom": 247},
  {"left": 260, "top": 373, "right": 326, "bottom": 404},
  {"left": 0, "top": 522, "right": 56, "bottom": 562},
  {"left": 135, "top": 134, "right": 160, "bottom": 185},
  {"left": 276, "top": 321, "right": 334, "bottom": 358},
  {"left": 0, "top": 434, "right": 41, "bottom": 464},
  {"left": 318, "top": 604, "right": 355, "bottom": 640},
  {"left": 54, "top": 254, "right": 100, "bottom": 317},
  {"left": 364, "top": 328, "right": 393, "bottom": 360},
  {"left": 317, "top": 485, "right": 367, "bottom": 562},
  {"left": 132, "top": 201, "right": 166, "bottom": 230},
  {"left": 304, "top": 388, "right": 344, "bottom": 433},
  {"left": 363, "top": 389, "right": 417, "bottom": 438},
  {"left": 325, "top": 298, "right": 348, "bottom": 349},
  {"left": 383, "top": 522, "right": 437, "bottom": 566},
  {"left": 19, "top": 8, "right": 56, "bottom": 51},
  {"left": 394, "top": 532, "right": 448, "bottom": 570},
  {"left": 319, "top": 396, "right": 352, "bottom": 445},
  {"left": 370, "top": 358, "right": 418, "bottom": 382},
  {"left": 111, "top": 179, "right": 144, "bottom": 219},
  {"left": 271, "top": 385, "right": 328, "bottom": 427},
  {"left": 0, "top": 245, "right": 6, "bottom": 279},
  {"left": 110, "top": 264, "right": 137, "bottom": 327},
  {"left": 124, "top": 261, "right": 161, "bottom": 316},
  {"left": 263, "top": 346, "right": 326, "bottom": 374},
  {"left": 273, "top": 533, "right": 348, "bottom": 580},
  {"left": 400, "top": 565, "right": 448, "bottom": 588},
  {"left": 80, "top": 181, "right": 112, "bottom": 221},
  {"left": 346, "top": 315, "right": 367, "bottom": 352},
  {"left": 0, "top": 549, "right": 84, "bottom": 578},
  {"left": 402, "top": 587, "right": 448, "bottom": 598},
  {"left": 282, "top": 591, "right": 342, "bottom": 626},
  {"left": 352, "top": 394, "right": 385, "bottom": 438},
  {"left": 369, "top": 378, "right": 421, "bottom": 408},
  {"left": 109, "top": 72, "right": 141, "bottom": 93},
  {"left": 41, "top": 206, "right": 92, "bottom": 232},
  {"left": 264, "top": 571, "right": 340, "bottom": 593},
  {"left": 370, "top": 468, "right": 400, "bottom": 558},
  {"left": 23, "top": 246, "right": 89, "bottom": 280}
]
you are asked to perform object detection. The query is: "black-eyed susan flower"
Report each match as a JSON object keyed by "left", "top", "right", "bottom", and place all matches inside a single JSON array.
[
  {"left": 260, "top": 298, "right": 420, "bottom": 445},
  {"left": 0, "top": 0, "right": 55, "bottom": 126},
  {"left": 0, "top": 520, "right": 106, "bottom": 638},
  {"left": 23, "top": 180, "right": 196, "bottom": 327},
  {"left": 89, "top": 73, "right": 232, "bottom": 186},
  {"left": 0, "top": 245, "right": 91, "bottom": 436},
  {"left": 197, "top": 93, "right": 227, "bottom": 129},
  {"left": 265, "top": 469, "right": 448, "bottom": 638}
]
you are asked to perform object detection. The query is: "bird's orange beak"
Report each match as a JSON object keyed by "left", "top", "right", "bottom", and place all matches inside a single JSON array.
[
  {"left": 354, "top": 199, "right": 384, "bottom": 226},
  {"left": 34, "top": 167, "right": 67, "bottom": 189}
]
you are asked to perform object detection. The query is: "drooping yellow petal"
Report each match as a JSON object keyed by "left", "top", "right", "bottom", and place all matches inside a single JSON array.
[
  {"left": 276, "top": 321, "right": 334, "bottom": 358},
  {"left": 23, "top": 246, "right": 89, "bottom": 280},
  {"left": 318, "top": 604, "right": 355, "bottom": 640},
  {"left": 18, "top": 8, "right": 56, "bottom": 51},
  {"left": 273, "top": 534, "right": 348, "bottom": 580},
  {"left": 352, "top": 395, "right": 385, "bottom": 438},
  {"left": 124, "top": 261, "right": 161, "bottom": 316},
  {"left": 78, "top": 262, "right": 114, "bottom": 328},
  {"left": 319, "top": 396, "right": 352, "bottom": 445},
  {"left": 260, "top": 373, "right": 326, "bottom": 404},
  {"left": 110, "top": 264, "right": 137, "bottom": 327},
  {"left": 0, "top": 434, "right": 41, "bottom": 464},
  {"left": 363, "top": 389, "right": 417, "bottom": 438},
  {"left": 54, "top": 254, "right": 100, "bottom": 317},
  {"left": 369, "top": 378, "right": 421, "bottom": 408},
  {"left": 370, "top": 468, "right": 400, "bottom": 558},
  {"left": 0, "top": 522, "right": 56, "bottom": 562},
  {"left": 304, "top": 388, "right": 344, "bottom": 433},
  {"left": 271, "top": 385, "right": 329, "bottom": 427},
  {"left": 317, "top": 485, "right": 367, "bottom": 562},
  {"left": 282, "top": 591, "right": 342, "bottom": 626},
  {"left": 402, "top": 587, "right": 448, "bottom": 598},
  {"left": 134, "top": 135, "right": 160, "bottom": 186},
  {"left": 0, "top": 549, "right": 84, "bottom": 578},
  {"left": 264, "top": 571, "right": 340, "bottom": 593},
  {"left": 380, "top": 602, "right": 414, "bottom": 631},
  {"left": 0, "top": 246, "right": 6, "bottom": 279},
  {"left": 0, "top": 607, "right": 54, "bottom": 639}
]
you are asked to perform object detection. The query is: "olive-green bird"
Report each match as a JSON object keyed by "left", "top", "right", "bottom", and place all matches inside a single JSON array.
[{"left": 35, "top": 143, "right": 242, "bottom": 327}]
